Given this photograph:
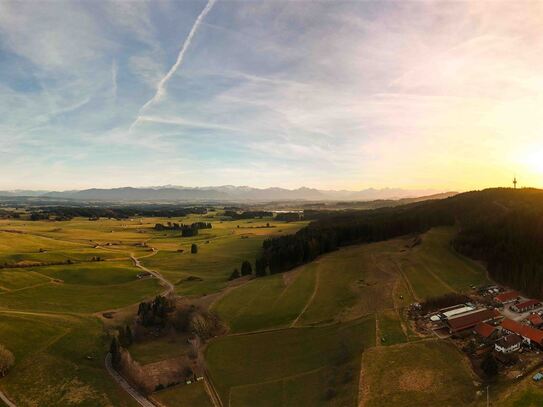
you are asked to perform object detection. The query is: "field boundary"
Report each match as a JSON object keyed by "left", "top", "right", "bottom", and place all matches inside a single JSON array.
[{"left": 290, "top": 266, "right": 320, "bottom": 327}]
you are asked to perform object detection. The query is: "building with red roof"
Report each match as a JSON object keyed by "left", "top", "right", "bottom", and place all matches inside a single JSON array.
[
  {"left": 528, "top": 313, "right": 543, "bottom": 328},
  {"left": 446, "top": 308, "right": 502, "bottom": 334},
  {"left": 511, "top": 300, "right": 541, "bottom": 313},
  {"left": 494, "top": 291, "right": 519, "bottom": 305},
  {"left": 501, "top": 318, "right": 543, "bottom": 346},
  {"left": 473, "top": 322, "right": 498, "bottom": 340}
]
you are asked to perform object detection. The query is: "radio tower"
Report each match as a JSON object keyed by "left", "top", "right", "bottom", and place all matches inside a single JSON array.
[{"left": 513, "top": 176, "right": 517, "bottom": 189}]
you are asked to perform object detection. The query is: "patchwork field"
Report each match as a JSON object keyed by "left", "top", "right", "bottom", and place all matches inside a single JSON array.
[
  {"left": 0, "top": 214, "right": 493, "bottom": 407},
  {"left": 206, "top": 317, "right": 376, "bottom": 406},
  {"left": 0, "top": 214, "right": 306, "bottom": 406},
  {"left": 207, "top": 226, "right": 490, "bottom": 406}
]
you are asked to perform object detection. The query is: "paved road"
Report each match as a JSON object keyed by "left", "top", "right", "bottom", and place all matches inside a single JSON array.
[
  {"left": 131, "top": 251, "right": 174, "bottom": 296},
  {"left": 0, "top": 389, "right": 17, "bottom": 407},
  {"left": 105, "top": 353, "right": 156, "bottom": 407}
]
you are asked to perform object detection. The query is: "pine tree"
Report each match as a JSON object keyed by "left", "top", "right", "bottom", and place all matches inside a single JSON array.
[
  {"left": 240, "top": 260, "right": 252, "bottom": 276},
  {"left": 110, "top": 337, "right": 121, "bottom": 367}
]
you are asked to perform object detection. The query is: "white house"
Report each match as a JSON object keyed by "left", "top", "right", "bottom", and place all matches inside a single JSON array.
[{"left": 495, "top": 334, "right": 522, "bottom": 354}]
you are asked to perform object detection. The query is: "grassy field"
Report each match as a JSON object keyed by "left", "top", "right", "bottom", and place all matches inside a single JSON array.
[
  {"left": 129, "top": 334, "right": 191, "bottom": 365},
  {"left": 212, "top": 264, "right": 317, "bottom": 333},
  {"left": 142, "top": 218, "right": 306, "bottom": 296},
  {"left": 360, "top": 340, "right": 478, "bottom": 407},
  {"left": 152, "top": 382, "right": 212, "bottom": 406},
  {"left": 399, "top": 228, "right": 489, "bottom": 300},
  {"left": 0, "top": 214, "right": 307, "bottom": 406},
  {"left": 207, "top": 226, "right": 490, "bottom": 406},
  {"left": 0, "top": 214, "right": 493, "bottom": 406},
  {"left": 206, "top": 317, "right": 376, "bottom": 406}
]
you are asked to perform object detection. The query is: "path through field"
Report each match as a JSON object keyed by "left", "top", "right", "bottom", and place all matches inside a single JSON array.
[{"left": 131, "top": 250, "right": 174, "bottom": 295}]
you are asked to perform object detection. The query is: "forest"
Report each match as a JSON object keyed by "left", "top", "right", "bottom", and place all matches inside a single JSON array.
[{"left": 258, "top": 188, "right": 543, "bottom": 297}]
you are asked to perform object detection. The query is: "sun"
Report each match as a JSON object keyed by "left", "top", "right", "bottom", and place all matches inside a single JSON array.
[{"left": 522, "top": 147, "right": 543, "bottom": 175}]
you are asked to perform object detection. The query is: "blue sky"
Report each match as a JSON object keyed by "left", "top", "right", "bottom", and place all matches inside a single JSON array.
[{"left": 1, "top": 1, "right": 543, "bottom": 190}]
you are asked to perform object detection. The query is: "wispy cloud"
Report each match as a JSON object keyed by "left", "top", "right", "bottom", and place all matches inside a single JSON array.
[{"left": 129, "top": 0, "right": 217, "bottom": 133}]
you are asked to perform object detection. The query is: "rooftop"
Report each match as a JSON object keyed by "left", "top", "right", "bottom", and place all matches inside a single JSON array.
[
  {"left": 495, "top": 291, "right": 519, "bottom": 303},
  {"left": 496, "top": 333, "right": 522, "bottom": 348},
  {"left": 474, "top": 322, "right": 496, "bottom": 338},
  {"left": 501, "top": 318, "right": 543, "bottom": 345},
  {"left": 447, "top": 309, "right": 501, "bottom": 332},
  {"left": 514, "top": 299, "right": 541, "bottom": 309}
]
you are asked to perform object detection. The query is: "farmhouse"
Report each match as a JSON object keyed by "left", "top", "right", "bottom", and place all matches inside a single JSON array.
[
  {"left": 473, "top": 322, "right": 498, "bottom": 340},
  {"left": 501, "top": 318, "right": 543, "bottom": 347},
  {"left": 495, "top": 334, "right": 522, "bottom": 354},
  {"left": 446, "top": 308, "right": 501, "bottom": 334},
  {"left": 494, "top": 291, "right": 519, "bottom": 305},
  {"left": 511, "top": 300, "right": 541, "bottom": 313},
  {"left": 528, "top": 313, "right": 543, "bottom": 328}
]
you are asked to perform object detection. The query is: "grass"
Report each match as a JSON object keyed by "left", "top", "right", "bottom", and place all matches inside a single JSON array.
[
  {"left": 152, "top": 382, "right": 212, "bottom": 407},
  {"left": 0, "top": 216, "right": 491, "bottom": 406},
  {"left": 212, "top": 264, "right": 317, "bottom": 333},
  {"left": 400, "top": 227, "right": 489, "bottom": 300},
  {"left": 206, "top": 317, "right": 376, "bottom": 406},
  {"left": 361, "top": 340, "right": 477, "bottom": 407},
  {"left": 129, "top": 334, "right": 191, "bottom": 365},
  {"left": 0, "top": 277, "right": 161, "bottom": 313},
  {"left": 143, "top": 219, "right": 306, "bottom": 296},
  {"left": 0, "top": 312, "right": 137, "bottom": 406},
  {"left": 377, "top": 309, "right": 407, "bottom": 346},
  {"left": 502, "top": 388, "right": 543, "bottom": 407},
  {"left": 33, "top": 260, "right": 142, "bottom": 285},
  {"left": 297, "top": 241, "right": 400, "bottom": 326},
  {"left": 0, "top": 215, "right": 307, "bottom": 406}
]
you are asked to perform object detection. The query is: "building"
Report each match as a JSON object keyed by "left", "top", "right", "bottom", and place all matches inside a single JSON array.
[
  {"left": 495, "top": 334, "right": 523, "bottom": 353},
  {"left": 446, "top": 308, "right": 502, "bottom": 334},
  {"left": 494, "top": 291, "right": 519, "bottom": 305},
  {"left": 511, "top": 299, "right": 541, "bottom": 313},
  {"left": 473, "top": 322, "right": 498, "bottom": 340},
  {"left": 501, "top": 318, "right": 543, "bottom": 347},
  {"left": 528, "top": 313, "right": 543, "bottom": 328}
]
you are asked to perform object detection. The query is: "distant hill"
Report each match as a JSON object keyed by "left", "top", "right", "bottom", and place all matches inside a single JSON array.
[{"left": 5, "top": 185, "right": 447, "bottom": 202}]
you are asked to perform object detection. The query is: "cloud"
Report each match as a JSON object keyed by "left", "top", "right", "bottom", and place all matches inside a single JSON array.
[{"left": 129, "top": 0, "right": 217, "bottom": 132}]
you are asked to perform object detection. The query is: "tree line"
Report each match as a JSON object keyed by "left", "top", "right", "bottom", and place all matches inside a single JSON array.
[
  {"left": 28, "top": 205, "right": 209, "bottom": 221},
  {"left": 250, "top": 188, "right": 543, "bottom": 298}
]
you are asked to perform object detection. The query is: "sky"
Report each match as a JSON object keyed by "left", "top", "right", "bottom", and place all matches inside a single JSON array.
[{"left": 1, "top": 0, "right": 543, "bottom": 191}]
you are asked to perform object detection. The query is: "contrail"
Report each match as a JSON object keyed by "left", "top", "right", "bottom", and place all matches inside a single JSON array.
[{"left": 129, "top": 0, "right": 216, "bottom": 133}]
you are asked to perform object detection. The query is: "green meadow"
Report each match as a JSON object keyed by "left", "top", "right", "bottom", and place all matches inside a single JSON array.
[
  {"left": 0, "top": 213, "right": 492, "bottom": 407},
  {"left": 0, "top": 214, "right": 306, "bottom": 406},
  {"left": 207, "top": 226, "right": 490, "bottom": 406}
]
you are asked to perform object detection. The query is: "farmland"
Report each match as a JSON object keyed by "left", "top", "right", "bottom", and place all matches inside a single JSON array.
[
  {"left": 206, "top": 227, "right": 489, "bottom": 405},
  {"left": 0, "top": 211, "right": 495, "bottom": 406},
  {"left": 360, "top": 340, "right": 478, "bottom": 407},
  {"left": 0, "top": 214, "right": 306, "bottom": 406}
]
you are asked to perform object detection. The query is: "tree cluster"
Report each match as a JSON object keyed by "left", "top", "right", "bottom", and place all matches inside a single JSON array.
[
  {"left": 275, "top": 212, "right": 302, "bottom": 222},
  {"left": 137, "top": 296, "right": 174, "bottom": 328},
  {"left": 29, "top": 205, "right": 208, "bottom": 221}
]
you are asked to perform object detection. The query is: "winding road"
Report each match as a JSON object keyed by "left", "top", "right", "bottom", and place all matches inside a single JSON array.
[
  {"left": 130, "top": 250, "right": 174, "bottom": 296},
  {"left": 105, "top": 353, "right": 156, "bottom": 407}
]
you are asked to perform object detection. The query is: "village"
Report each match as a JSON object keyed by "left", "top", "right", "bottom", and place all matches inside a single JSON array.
[{"left": 411, "top": 286, "right": 543, "bottom": 382}]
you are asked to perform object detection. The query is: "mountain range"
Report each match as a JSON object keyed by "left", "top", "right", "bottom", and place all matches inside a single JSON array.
[{"left": 0, "top": 186, "right": 451, "bottom": 202}]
